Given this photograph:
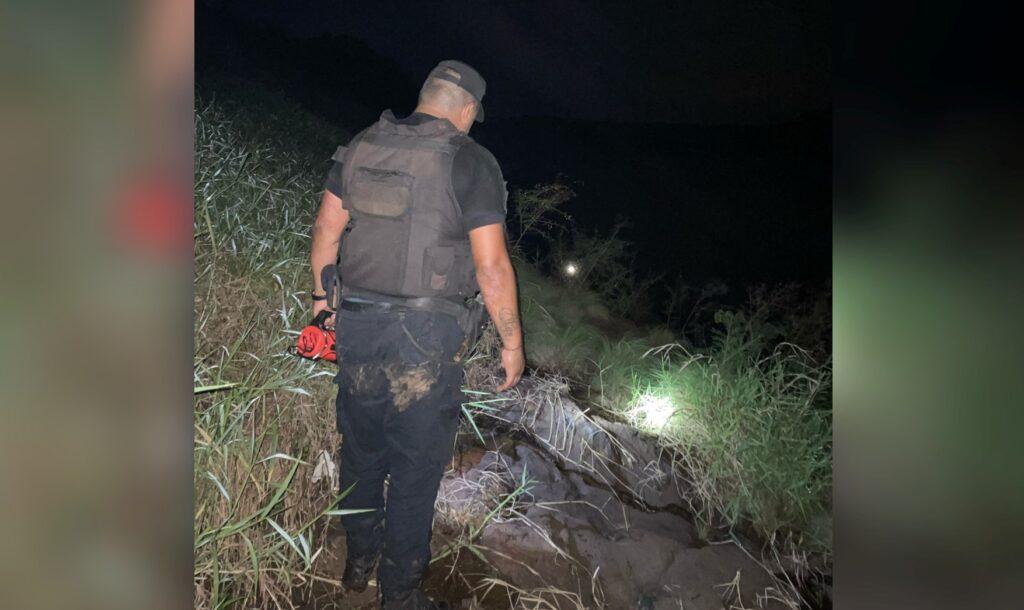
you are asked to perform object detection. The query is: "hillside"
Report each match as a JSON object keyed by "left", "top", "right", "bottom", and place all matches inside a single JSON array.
[{"left": 193, "top": 92, "right": 832, "bottom": 609}]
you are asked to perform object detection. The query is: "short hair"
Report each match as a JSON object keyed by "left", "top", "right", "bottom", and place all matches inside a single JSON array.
[{"left": 418, "top": 77, "right": 475, "bottom": 113}]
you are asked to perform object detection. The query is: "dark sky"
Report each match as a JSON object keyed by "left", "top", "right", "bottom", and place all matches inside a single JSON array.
[
  {"left": 219, "top": 0, "right": 829, "bottom": 124},
  {"left": 199, "top": 0, "right": 831, "bottom": 288}
]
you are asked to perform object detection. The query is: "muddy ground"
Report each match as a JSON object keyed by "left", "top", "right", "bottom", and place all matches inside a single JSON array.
[{"left": 298, "top": 377, "right": 796, "bottom": 610}]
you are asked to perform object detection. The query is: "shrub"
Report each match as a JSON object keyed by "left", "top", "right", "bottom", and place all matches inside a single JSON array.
[{"left": 506, "top": 181, "right": 575, "bottom": 258}]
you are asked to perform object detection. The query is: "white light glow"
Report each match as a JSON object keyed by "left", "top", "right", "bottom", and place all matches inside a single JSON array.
[
  {"left": 564, "top": 262, "right": 579, "bottom": 277},
  {"left": 634, "top": 393, "right": 676, "bottom": 429}
]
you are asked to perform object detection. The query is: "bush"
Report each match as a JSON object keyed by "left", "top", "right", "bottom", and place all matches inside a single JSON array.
[{"left": 506, "top": 181, "right": 575, "bottom": 259}]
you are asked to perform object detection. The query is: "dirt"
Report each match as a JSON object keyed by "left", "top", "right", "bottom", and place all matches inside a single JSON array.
[
  {"left": 384, "top": 364, "right": 437, "bottom": 412},
  {"left": 350, "top": 365, "right": 376, "bottom": 394}
]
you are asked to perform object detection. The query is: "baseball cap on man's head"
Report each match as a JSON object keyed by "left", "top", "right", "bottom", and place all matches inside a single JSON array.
[{"left": 424, "top": 59, "right": 486, "bottom": 122}]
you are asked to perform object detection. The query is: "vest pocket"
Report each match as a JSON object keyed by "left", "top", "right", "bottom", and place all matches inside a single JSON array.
[
  {"left": 347, "top": 166, "right": 414, "bottom": 218},
  {"left": 422, "top": 245, "right": 455, "bottom": 291}
]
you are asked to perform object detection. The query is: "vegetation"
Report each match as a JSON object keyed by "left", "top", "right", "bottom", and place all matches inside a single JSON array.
[
  {"left": 510, "top": 245, "right": 832, "bottom": 549},
  {"left": 194, "top": 92, "right": 831, "bottom": 607},
  {"left": 509, "top": 184, "right": 832, "bottom": 599},
  {"left": 195, "top": 99, "right": 360, "bottom": 607}
]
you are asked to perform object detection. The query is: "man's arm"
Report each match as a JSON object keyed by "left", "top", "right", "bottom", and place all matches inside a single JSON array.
[
  {"left": 469, "top": 223, "right": 524, "bottom": 391},
  {"left": 311, "top": 189, "right": 349, "bottom": 317}
]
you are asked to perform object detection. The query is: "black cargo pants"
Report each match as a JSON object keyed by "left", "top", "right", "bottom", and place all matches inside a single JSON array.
[{"left": 332, "top": 305, "right": 466, "bottom": 600}]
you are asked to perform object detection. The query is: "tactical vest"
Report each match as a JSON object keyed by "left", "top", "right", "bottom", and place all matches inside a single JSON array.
[{"left": 335, "top": 110, "right": 482, "bottom": 300}]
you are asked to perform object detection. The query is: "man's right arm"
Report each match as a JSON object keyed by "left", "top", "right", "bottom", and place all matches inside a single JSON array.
[
  {"left": 469, "top": 223, "right": 524, "bottom": 391},
  {"left": 311, "top": 189, "right": 349, "bottom": 321}
]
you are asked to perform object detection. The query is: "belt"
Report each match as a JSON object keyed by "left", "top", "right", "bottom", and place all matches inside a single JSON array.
[
  {"left": 339, "top": 292, "right": 488, "bottom": 351},
  {"left": 339, "top": 295, "right": 469, "bottom": 319}
]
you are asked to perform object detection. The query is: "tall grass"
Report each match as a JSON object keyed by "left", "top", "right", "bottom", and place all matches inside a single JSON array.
[
  {"left": 631, "top": 312, "right": 832, "bottom": 549},
  {"left": 193, "top": 368, "right": 355, "bottom": 608},
  {"left": 194, "top": 99, "right": 366, "bottom": 608}
]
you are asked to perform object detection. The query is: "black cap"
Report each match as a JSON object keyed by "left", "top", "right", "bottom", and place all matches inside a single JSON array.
[{"left": 424, "top": 59, "right": 486, "bottom": 123}]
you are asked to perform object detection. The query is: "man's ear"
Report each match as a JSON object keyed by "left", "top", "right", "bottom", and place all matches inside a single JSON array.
[{"left": 460, "top": 102, "right": 476, "bottom": 127}]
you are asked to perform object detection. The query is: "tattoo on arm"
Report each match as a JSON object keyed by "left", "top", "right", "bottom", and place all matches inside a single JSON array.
[{"left": 498, "top": 306, "right": 520, "bottom": 342}]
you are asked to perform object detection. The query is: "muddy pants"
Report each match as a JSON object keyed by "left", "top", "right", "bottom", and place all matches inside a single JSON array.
[{"left": 332, "top": 306, "right": 466, "bottom": 602}]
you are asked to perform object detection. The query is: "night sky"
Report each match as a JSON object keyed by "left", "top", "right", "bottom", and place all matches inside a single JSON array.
[
  {"left": 199, "top": 0, "right": 831, "bottom": 291},
  {"left": 214, "top": 0, "right": 829, "bottom": 125}
]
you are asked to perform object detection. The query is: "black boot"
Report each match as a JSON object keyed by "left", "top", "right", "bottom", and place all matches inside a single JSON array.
[
  {"left": 341, "top": 553, "right": 378, "bottom": 593},
  {"left": 381, "top": 588, "right": 450, "bottom": 610}
]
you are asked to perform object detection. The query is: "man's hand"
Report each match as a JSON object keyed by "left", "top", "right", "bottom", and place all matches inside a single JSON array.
[
  {"left": 312, "top": 299, "right": 335, "bottom": 329},
  {"left": 496, "top": 345, "right": 525, "bottom": 391}
]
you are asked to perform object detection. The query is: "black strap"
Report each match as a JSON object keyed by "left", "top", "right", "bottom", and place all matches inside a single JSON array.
[
  {"left": 321, "top": 265, "right": 339, "bottom": 309},
  {"left": 339, "top": 295, "right": 467, "bottom": 318},
  {"left": 339, "top": 299, "right": 392, "bottom": 313}
]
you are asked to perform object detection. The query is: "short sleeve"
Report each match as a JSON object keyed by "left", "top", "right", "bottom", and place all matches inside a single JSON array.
[
  {"left": 324, "top": 138, "right": 361, "bottom": 201},
  {"left": 323, "top": 160, "right": 344, "bottom": 199},
  {"left": 452, "top": 142, "right": 508, "bottom": 233}
]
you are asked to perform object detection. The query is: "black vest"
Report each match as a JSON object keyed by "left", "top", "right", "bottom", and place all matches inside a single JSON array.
[{"left": 336, "top": 110, "right": 480, "bottom": 299}]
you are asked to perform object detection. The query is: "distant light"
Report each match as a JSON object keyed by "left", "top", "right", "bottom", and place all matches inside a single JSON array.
[
  {"left": 563, "top": 262, "right": 579, "bottom": 277},
  {"left": 633, "top": 393, "right": 676, "bottom": 429}
]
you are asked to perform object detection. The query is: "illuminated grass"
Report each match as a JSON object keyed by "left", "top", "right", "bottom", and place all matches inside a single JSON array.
[{"left": 628, "top": 313, "right": 832, "bottom": 550}]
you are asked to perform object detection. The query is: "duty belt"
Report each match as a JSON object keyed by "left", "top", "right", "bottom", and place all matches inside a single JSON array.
[
  {"left": 337, "top": 290, "right": 488, "bottom": 358},
  {"left": 339, "top": 294, "right": 470, "bottom": 320}
]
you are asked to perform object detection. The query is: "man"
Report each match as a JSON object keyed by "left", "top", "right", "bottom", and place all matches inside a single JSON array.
[{"left": 308, "top": 60, "right": 525, "bottom": 609}]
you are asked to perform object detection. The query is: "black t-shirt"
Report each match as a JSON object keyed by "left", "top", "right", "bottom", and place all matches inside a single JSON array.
[{"left": 324, "top": 112, "right": 507, "bottom": 234}]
